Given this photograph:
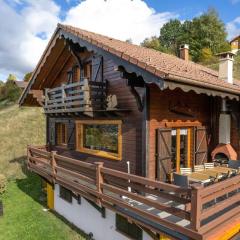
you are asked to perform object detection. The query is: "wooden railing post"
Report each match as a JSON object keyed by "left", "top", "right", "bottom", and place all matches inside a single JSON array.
[
  {"left": 191, "top": 184, "right": 203, "bottom": 231},
  {"left": 45, "top": 88, "right": 49, "bottom": 107},
  {"left": 51, "top": 151, "right": 57, "bottom": 180},
  {"left": 95, "top": 162, "right": 104, "bottom": 204}
]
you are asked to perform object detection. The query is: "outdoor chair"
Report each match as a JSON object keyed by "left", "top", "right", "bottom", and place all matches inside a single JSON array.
[
  {"left": 173, "top": 173, "right": 189, "bottom": 188},
  {"left": 180, "top": 168, "right": 192, "bottom": 175},
  {"left": 194, "top": 165, "right": 204, "bottom": 172},
  {"left": 204, "top": 162, "right": 214, "bottom": 169},
  {"left": 228, "top": 160, "right": 240, "bottom": 170}
]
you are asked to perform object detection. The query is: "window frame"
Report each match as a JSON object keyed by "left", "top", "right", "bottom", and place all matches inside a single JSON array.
[
  {"left": 115, "top": 214, "right": 142, "bottom": 240},
  {"left": 75, "top": 120, "right": 122, "bottom": 160},
  {"left": 59, "top": 185, "right": 72, "bottom": 203},
  {"left": 56, "top": 122, "right": 67, "bottom": 147}
]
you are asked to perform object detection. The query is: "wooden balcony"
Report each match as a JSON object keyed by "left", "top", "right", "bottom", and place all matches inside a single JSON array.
[
  {"left": 44, "top": 79, "right": 107, "bottom": 114},
  {"left": 27, "top": 145, "right": 240, "bottom": 240}
]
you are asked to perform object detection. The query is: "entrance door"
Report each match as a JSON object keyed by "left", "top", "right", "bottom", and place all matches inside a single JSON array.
[{"left": 157, "top": 127, "right": 193, "bottom": 181}]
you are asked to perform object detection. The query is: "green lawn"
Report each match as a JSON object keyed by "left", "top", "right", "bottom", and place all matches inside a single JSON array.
[
  {"left": 0, "top": 174, "right": 87, "bottom": 240},
  {"left": 0, "top": 104, "right": 87, "bottom": 240}
]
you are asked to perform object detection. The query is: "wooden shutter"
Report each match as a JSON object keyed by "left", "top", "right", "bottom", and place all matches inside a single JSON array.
[
  {"left": 194, "top": 126, "right": 208, "bottom": 165},
  {"left": 67, "top": 120, "right": 76, "bottom": 150},
  {"left": 156, "top": 128, "right": 172, "bottom": 182},
  {"left": 49, "top": 118, "right": 56, "bottom": 146},
  {"left": 92, "top": 55, "right": 103, "bottom": 82}
]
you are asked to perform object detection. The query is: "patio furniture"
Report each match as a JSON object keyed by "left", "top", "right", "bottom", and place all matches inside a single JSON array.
[
  {"left": 204, "top": 162, "right": 214, "bottom": 169},
  {"left": 186, "top": 172, "right": 212, "bottom": 185},
  {"left": 228, "top": 160, "right": 240, "bottom": 173},
  {"left": 173, "top": 173, "right": 189, "bottom": 188},
  {"left": 194, "top": 165, "right": 204, "bottom": 172},
  {"left": 180, "top": 168, "right": 192, "bottom": 175}
]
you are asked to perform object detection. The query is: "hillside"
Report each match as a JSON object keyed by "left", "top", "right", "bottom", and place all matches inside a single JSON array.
[
  {"left": 0, "top": 104, "right": 45, "bottom": 179},
  {"left": 0, "top": 103, "right": 87, "bottom": 240}
]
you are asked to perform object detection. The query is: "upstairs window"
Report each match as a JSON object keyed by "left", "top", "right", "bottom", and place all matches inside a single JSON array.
[
  {"left": 56, "top": 123, "right": 67, "bottom": 146},
  {"left": 76, "top": 120, "right": 122, "bottom": 160}
]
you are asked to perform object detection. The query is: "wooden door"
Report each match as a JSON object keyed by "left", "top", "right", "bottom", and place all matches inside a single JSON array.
[
  {"left": 156, "top": 128, "right": 172, "bottom": 182},
  {"left": 194, "top": 126, "right": 208, "bottom": 165}
]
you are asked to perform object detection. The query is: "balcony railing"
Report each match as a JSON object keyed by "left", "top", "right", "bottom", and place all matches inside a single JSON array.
[
  {"left": 44, "top": 79, "right": 107, "bottom": 114},
  {"left": 27, "top": 145, "right": 240, "bottom": 240}
]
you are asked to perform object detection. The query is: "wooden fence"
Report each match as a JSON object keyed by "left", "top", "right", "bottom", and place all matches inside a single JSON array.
[
  {"left": 27, "top": 145, "right": 240, "bottom": 240},
  {"left": 44, "top": 79, "right": 107, "bottom": 114}
]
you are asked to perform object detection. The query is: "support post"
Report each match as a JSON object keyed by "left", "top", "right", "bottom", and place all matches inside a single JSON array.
[
  {"left": 45, "top": 88, "right": 49, "bottom": 107},
  {"left": 51, "top": 151, "right": 57, "bottom": 180},
  {"left": 191, "top": 184, "right": 203, "bottom": 231},
  {"left": 95, "top": 162, "right": 104, "bottom": 205}
]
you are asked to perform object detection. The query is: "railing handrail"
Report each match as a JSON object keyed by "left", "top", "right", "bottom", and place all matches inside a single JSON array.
[{"left": 27, "top": 145, "right": 240, "bottom": 236}]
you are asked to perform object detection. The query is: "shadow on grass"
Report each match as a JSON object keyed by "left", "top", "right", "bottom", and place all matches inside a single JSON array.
[{"left": 16, "top": 171, "right": 89, "bottom": 239}]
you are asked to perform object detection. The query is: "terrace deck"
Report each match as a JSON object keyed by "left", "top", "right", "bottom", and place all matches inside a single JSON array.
[{"left": 27, "top": 145, "right": 240, "bottom": 240}]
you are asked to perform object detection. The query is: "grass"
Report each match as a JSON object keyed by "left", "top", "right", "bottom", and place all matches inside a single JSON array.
[
  {"left": 0, "top": 173, "right": 87, "bottom": 240},
  {"left": 0, "top": 104, "right": 45, "bottom": 179},
  {"left": 0, "top": 103, "right": 87, "bottom": 240}
]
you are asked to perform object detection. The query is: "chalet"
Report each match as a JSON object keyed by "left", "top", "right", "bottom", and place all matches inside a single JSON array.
[
  {"left": 19, "top": 24, "right": 240, "bottom": 240},
  {"left": 230, "top": 35, "right": 240, "bottom": 54}
]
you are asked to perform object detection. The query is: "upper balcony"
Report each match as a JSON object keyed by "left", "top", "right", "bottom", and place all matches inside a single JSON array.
[
  {"left": 44, "top": 78, "right": 108, "bottom": 115},
  {"left": 27, "top": 145, "right": 240, "bottom": 240}
]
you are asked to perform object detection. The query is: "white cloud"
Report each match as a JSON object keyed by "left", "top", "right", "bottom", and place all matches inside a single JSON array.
[
  {"left": 0, "top": 0, "right": 177, "bottom": 81},
  {"left": 64, "top": 0, "right": 177, "bottom": 44},
  {"left": 0, "top": 0, "right": 60, "bottom": 81},
  {"left": 226, "top": 16, "right": 240, "bottom": 40}
]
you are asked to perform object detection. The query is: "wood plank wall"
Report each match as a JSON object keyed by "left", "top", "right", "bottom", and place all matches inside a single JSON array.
[
  {"left": 148, "top": 85, "right": 212, "bottom": 179},
  {"left": 47, "top": 56, "right": 144, "bottom": 176}
]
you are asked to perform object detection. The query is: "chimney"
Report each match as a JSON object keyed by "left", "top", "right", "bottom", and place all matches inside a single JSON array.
[
  {"left": 217, "top": 51, "right": 235, "bottom": 84},
  {"left": 179, "top": 44, "right": 189, "bottom": 61}
]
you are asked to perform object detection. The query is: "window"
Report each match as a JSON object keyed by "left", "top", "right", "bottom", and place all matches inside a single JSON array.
[
  {"left": 116, "top": 214, "right": 142, "bottom": 240},
  {"left": 59, "top": 186, "right": 72, "bottom": 203},
  {"left": 171, "top": 127, "right": 193, "bottom": 172},
  {"left": 56, "top": 123, "right": 67, "bottom": 146},
  {"left": 76, "top": 120, "right": 122, "bottom": 160}
]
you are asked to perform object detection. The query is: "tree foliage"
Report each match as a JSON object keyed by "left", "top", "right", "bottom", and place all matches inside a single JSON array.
[
  {"left": 141, "top": 36, "right": 170, "bottom": 53},
  {"left": 0, "top": 74, "right": 21, "bottom": 103},
  {"left": 141, "top": 9, "right": 231, "bottom": 63},
  {"left": 23, "top": 72, "right": 32, "bottom": 82}
]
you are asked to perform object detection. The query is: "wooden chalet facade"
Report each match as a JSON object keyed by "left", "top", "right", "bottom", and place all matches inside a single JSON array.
[{"left": 19, "top": 24, "right": 240, "bottom": 240}]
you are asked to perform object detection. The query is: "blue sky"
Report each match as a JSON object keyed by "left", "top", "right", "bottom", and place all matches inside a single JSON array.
[
  {"left": 0, "top": 0, "right": 240, "bottom": 81},
  {"left": 53, "top": 0, "right": 240, "bottom": 24}
]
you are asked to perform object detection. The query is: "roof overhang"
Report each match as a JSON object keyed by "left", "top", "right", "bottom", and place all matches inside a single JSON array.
[{"left": 19, "top": 25, "right": 240, "bottom": 106}]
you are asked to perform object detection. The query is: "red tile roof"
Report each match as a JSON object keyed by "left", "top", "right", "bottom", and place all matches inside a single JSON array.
[{"left": 58, "top": 24, "right": 240, "bottom": 95}]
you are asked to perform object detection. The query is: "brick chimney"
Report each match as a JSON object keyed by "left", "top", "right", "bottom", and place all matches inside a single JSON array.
[
  {"left": 217, "top": 51, "right": 235, "bottom": 84},
  {"left": 179, "top": 44, "right": 189, "bottom": 61}
]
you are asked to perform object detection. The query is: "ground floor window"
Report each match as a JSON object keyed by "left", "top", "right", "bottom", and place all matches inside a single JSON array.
[
  {"left": 59, "top": 186, "right": 72, "bottom": 203},
  {"left": 116, "top": 214, "right": 142, "bottom": 240},
  {"left": 76, "top": 120, "right": 122, "bottom": 160}
]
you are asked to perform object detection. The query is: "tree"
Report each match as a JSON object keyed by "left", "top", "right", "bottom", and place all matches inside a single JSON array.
[
  {"left": 6, "top": 74, "right": 17, "bottom": 82},
  {"left": 23, "top": 72, "right": 32, "bottom": 82},
  {"left": 143, "top": 9, "right": 230, "bottom": 63},
  {"left": 159, "top": 19, "right": 183, "bottom": 55},
  {"left": 141, "top": 36, "right": 170, "bottom": 53}
]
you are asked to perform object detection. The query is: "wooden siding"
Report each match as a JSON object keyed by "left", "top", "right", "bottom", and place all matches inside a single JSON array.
[
  {"left": 47, "top": 57, "right": 144, "bottom": 176},
  {"left": 148, "top": 85, "right": 212, "bottom": 179}
]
